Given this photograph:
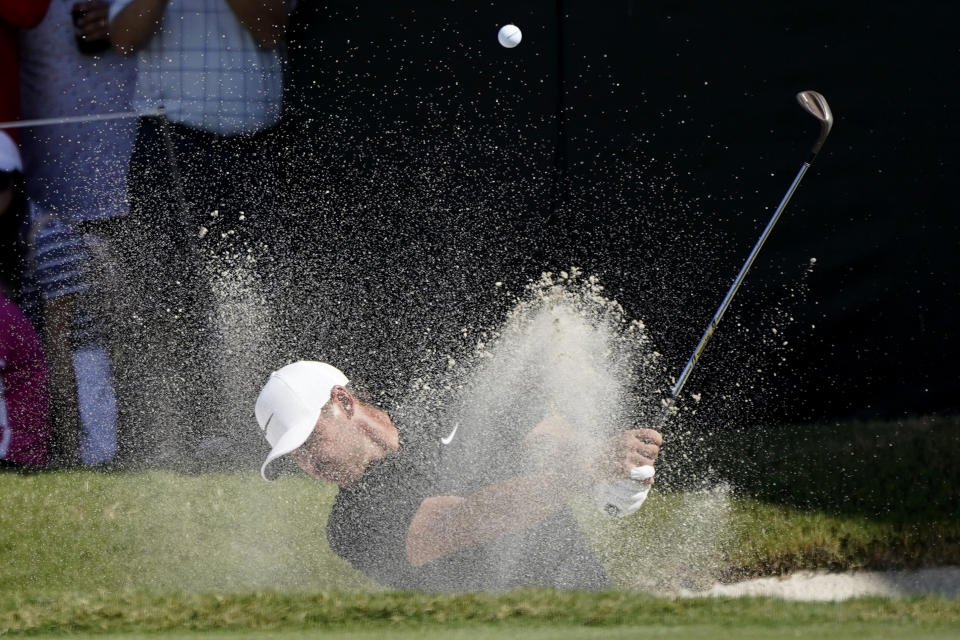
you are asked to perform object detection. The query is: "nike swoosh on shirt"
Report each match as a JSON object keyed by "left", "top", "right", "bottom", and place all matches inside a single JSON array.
[{"left": 440, "top": 423, "right": 459, "bottom": 445}]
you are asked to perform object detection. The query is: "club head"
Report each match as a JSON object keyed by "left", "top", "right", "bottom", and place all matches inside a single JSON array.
[{"left": 796, "top": 90, "right": 834, "bottom": 157}]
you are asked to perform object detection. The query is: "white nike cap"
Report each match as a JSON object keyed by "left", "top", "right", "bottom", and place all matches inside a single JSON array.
[{"left": 256, "top": 361, "right": 349, "bottom": 481}]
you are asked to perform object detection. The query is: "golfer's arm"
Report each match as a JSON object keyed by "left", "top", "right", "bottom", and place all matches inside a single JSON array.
[
  {"left": 110, "top": 0, "right": 165, "bottom": 55},
  {"left": 405, "top": 474, "right": 570, "bottom": 568}
]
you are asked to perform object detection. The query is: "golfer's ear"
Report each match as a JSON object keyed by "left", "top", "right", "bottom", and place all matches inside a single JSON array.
[{"left": 330, "top": 385, "right": 354, "bottom": 417}]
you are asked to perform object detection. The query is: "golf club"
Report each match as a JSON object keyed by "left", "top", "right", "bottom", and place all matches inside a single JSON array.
[
  {"left": 670, "top": 90, "right": 834, "bottom": 398},
  {"left": 599, "top": 92, "right": 833, "bottom": 516}
]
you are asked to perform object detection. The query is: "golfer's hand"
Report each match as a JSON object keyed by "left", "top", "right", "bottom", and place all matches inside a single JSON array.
[
  {"left": 600, "top": 428, "right": 662, "bottom": 483},
  {"left": 591, "top": 429, "right": 661, "bottom": 517}
]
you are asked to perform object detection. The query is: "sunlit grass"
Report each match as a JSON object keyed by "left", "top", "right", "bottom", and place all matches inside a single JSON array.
[
  {"left": 2, "top": 416, "right": 958, "bottom": 637},
  {"left": 2, "top": 590, "right": 959, "bottom": 636},
  {"left": 2, "top": 467, "right": 956, "bottom": 598},
  {"left": 0, "top": 471, "right": 375, "bottom": 594}
]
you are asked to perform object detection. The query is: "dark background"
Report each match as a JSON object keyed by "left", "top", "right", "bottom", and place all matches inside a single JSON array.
[{"left": 277, "top": 1, "right": 958, "bottom": 427}]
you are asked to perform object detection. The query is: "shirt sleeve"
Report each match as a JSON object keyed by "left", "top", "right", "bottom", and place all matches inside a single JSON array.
[
  {"left": 326, "top": 479, "right": 512, "bottom": 592},
  {"left": 326, "top": 473, "right": 427, "bottom": 589}
]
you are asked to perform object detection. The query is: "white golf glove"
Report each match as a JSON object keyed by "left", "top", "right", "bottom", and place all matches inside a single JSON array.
[{"left": 593, "top": 465, "right": 655, "bottom": 517}]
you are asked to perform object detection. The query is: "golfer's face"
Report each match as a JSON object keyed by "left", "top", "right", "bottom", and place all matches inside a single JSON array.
[{"left": 294, "top": 413, "right": 368, "bottom": 485}]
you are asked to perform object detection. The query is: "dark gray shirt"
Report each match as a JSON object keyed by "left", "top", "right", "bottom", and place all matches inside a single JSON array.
[{"left": 325, "top": 408, "right": 609, "bottom": 591}]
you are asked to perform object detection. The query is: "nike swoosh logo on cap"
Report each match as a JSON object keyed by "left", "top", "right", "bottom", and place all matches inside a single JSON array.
[
  {"left": 440, "top": 423, "right": 458, "bottom": 445},
  {"left": 262, "top": 413, "right": 274, "bottom": 433}
]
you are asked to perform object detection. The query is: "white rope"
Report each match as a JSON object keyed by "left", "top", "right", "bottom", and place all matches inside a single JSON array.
[{"left": 0, "top": 110, "right": 161, "bottom": 130}]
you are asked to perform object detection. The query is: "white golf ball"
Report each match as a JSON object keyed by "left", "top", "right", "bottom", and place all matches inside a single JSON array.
[{"left": 497, "top": 24, "right": 522, "bottom": 48}]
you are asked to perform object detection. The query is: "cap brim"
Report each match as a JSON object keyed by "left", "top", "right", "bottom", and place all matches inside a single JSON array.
[{"left": 260, "top": 420, "right": 314, "bottom": 481}]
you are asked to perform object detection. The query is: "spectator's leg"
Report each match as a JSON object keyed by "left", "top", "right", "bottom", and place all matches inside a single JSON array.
[
  {"left": 72, "top": 234, "right": 118, "bottom": 466},
  {"left": 73, "top": 346, "right": 118, "bottom": 466},
  {"left": 158, "top": 126, "right": 234, "bottom": 466},
  {"left": 175, "top": 130, "right": 274, "bottom": 469},
  {"left": 43, "top": 293, "right": 80, "bottom": 467},
  {"left": 111, "top": 116, "right": 205, "bottom": 467},
  {"left": 84, "top": 215, "right": 141, "bottom": 467},
  {"left": 31, "top": 214, "right": 89, "bottom": 468}
]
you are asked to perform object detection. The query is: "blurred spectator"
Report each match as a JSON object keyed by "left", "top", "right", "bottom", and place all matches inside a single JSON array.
[
  {"left": 26, "top": 213, "right": 120, "bottom": 467},
  {"left": 107, "top": 0, "right": 293, "bottom": 466},
  {"left": 0, "top": 131, "right": 50, "bottom": 469},
  {"left": 0, "top": 1, "right": 50, "bottom": 141},
  {"left": 19, "top": 0, "right": 135, "bottom": 467}
]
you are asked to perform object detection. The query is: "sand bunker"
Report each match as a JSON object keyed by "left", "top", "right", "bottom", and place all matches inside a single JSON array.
[{"left": 684, "top": 566, "right": 960, "bottom": 601}]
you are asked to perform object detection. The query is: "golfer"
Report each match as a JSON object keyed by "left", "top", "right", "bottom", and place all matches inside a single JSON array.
[{"left": 257, "top": 361, "right": 661, "bottom": 591}]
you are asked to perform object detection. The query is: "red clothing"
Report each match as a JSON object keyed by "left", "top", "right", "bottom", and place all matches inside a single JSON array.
[
  {"left": 0, "top": 289, "right": 50, "bottom": 467},
  {"left": 0, "top": 0, "right": 49, "bottom": 140}
]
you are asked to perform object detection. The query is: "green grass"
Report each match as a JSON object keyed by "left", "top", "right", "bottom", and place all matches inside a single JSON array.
[
  {"left": 1, "top": 416, "right": 957, "bottom": 636},
  {"left": 0, "top": 471, "right": 373, "bottom": 594},
  {"left": 700, "top": 414, "right": 960, "bottom": 522},
  {"left": 2, "top": 469, "right": 957, "bottom": 597},
  {"left": 2, "top": 590, "right": 960, "bottom": 636},
  {"left": 15, "top": 627, "right": 959, "bottom": 640},
  {"left": 2, "top": 417, "right": 958, "bottom": 596}
]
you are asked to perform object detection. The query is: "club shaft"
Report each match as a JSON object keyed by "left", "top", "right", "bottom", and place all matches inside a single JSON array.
[{"left": 671, "top": 160, "right": 811, "bottom": 397}]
